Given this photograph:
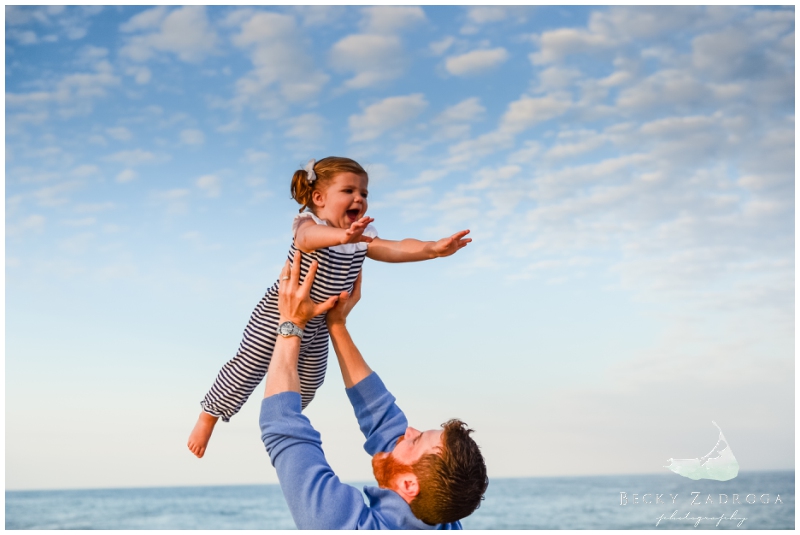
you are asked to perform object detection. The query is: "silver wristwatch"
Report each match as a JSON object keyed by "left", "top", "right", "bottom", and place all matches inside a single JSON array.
[{"left": 276, "top": 321, "right": 304, "bottom": 340}]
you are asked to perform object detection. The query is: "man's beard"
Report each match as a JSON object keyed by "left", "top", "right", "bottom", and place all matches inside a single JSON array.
[{"left": 372, "top": 437, "right": 413, "bottom": 489}]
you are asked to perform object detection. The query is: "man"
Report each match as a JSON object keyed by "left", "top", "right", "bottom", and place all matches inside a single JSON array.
[{"left": 259, "top": 254, "right": 488, "bottom": 529}]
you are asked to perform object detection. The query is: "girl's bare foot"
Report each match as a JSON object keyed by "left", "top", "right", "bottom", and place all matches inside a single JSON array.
[{"left": 188, "top": 412, "right": 219, "bottom": 458}]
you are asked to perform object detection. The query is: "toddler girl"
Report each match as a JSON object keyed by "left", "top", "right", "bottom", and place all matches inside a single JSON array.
[{"left": 188, "top": 156, "right": 470, "bottom": 458}]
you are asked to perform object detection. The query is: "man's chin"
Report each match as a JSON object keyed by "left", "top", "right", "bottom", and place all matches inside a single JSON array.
[{"left": 372, "top": 451, "right": 412, "bottom": 489}]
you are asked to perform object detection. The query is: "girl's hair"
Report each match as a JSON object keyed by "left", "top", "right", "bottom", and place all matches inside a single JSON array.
[{"left": 291, "top": 157, "right": 368, "bottom": 213}]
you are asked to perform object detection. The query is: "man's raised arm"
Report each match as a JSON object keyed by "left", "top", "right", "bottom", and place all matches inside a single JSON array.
[
  {"left": 326, "top": 273, "right": 409, "bottom": 456},
  {"left": 326, "top": 271, "right": 373, "bottom": 388}
]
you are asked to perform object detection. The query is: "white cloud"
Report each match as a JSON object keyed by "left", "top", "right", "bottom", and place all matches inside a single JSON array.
[
  {"left": 330, "top": 34, "right": 405, "bottom": 89},
  {"left": 104, "top": 149, "right": 165, "bottom": 166},
  {"left": 231, "top": 11, "right": 328, "bottom": 114},
  {"left": 6, "top": 61, "right": 120, "bottom": 116},
  {"left": 432, "top": 97, "right": 486, "bottom": 139},
  {"left": 498, "top": 95, "right": 572, "bottom": 135},
  {"left": 244, "top": 150, "right": 270, "bottom": 164},
  {"left": 115, "top": 169, "right": 137, "bottom": 183},
  {"left": 534, "top": 66, "right": 583, "bottom": 93},
  {"left": 120, "top": 6, "right": 217, "bottom": 63},
  {"left": 119, "top": 6, "right": 167, "bottom": 32},
  {"left": 349, "top": 94, "right": 428, "bottom": 142},
  {"left": 196, "top": 175, "right": 221, "bottom": 198},
  {"left": 429, "top": 36, "right": 455, "bottom": 56},
  {"left": 617, "top": 70, "right": 710, "bottom": 110},
  {"left": 70, "top": 164, "right": 99, "bottom": 177},
  {"left": 7, "top": 214, "right": 46, "bottom": 236},
  {"left": 125, "top": 66, "right": 151, "bottom": 85},
  {"left": 33, "top": 181, "right": 84, "bottom": 207},
  {"left": 445, "top": 48, "right": 509, "bottom": 76},
  {"left": 180, "top": 129, "right": 205, "bottom": 145},
  {"left": 360, "top": 6, "right": 426, "bottom": 33},
  {"left": 531, "top": 28, "right": 617, "bottom": 65},
  {"left": 466, "top": 6, "right": 508, "bottom": 24},
  {"left": 153, "top": 189, "right": 190, "bottom": 201},
  {"left": 106, "top": 126, "right": 132, "bottom": 141},
  {"left": 284, "top": 113, "right": 326, "bottom": 141},
  {"left": 62, "top": 217, "right": 96, "bottom": 227}
]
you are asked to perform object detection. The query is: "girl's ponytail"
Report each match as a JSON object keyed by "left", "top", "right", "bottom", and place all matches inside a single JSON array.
[{"left": 291, "top": 170, "right": 314, "bottom": 212}]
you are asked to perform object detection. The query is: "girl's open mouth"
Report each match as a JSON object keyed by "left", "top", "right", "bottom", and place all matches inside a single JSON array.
[{"left": 346, "top": 209, "right": 360, "bottom": 222}]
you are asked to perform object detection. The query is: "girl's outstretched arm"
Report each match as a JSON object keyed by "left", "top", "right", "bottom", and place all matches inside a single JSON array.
[
  {"left": 366, "top": 229, "right": 471, "bottom": 263},
  {"left": 295, "top": 216, "right": 375, "bottom": 253}
]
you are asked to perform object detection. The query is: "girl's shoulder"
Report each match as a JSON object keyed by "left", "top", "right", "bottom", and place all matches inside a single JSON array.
[{"left": 292, "top": 211, "right": 326, "bottom": 236}]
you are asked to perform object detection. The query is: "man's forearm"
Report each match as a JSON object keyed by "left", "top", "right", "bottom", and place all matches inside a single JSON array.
[
  {"left": 264, "top": 335, "right": 302, "bottom": 398},
  {"left": 328, "top": 323, "right": 372, "bottom": 389}
]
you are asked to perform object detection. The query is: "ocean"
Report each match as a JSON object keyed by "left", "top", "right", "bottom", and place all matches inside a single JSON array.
[{"left": 6, "top": 471, "right": 794, "bottom": 530}]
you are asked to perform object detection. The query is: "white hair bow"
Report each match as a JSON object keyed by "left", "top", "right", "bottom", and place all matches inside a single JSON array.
[{"left": 304, "top": 159, "right": 317, "bottom": 184}]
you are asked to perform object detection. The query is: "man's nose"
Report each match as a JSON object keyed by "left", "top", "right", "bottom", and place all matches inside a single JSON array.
[{"left": 405, "top": 427, "right": 420, "bottom": 440}]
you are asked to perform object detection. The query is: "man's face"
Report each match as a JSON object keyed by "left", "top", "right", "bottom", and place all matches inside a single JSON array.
[{"left": 372, "top": 427, "right": 443, "bottom": 488}]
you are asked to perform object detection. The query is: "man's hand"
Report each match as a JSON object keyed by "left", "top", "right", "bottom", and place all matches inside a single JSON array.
[
  {"left": 342, "top": 216, "right": 375, "bottom": 245},
  {"left": 278, "top": 253, "right": 339, "bottom": 329},
  {"left": 431, "top": 229, "right": 471, "bottom": 258},
  {"left": 327, "top": 271, "right": 362, "bottom": 328}
]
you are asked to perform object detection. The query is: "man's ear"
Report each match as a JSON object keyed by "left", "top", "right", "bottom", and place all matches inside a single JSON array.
[{"left": 394, "top": 473, "right": 419, "bottom": 503}]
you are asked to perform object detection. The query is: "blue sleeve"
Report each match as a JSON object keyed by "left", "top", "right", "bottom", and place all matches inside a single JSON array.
[
  {"left": 345, "top": 372, "right": 408, "bottom": 456},
  {"left": 260, "top": 392, "right": 377, "bottom": 530}
]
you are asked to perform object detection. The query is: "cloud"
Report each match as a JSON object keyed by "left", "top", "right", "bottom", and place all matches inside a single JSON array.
[
  {"left": 329, "top": 6, "right": 424, "bottom": 90},
  {"left": 6, "top": 61, "right": 120, "bottom": 117},
  {"left": 432, "top": 97, "right": 486, "bottom": 139},
  {"left": 284, "top": 113, "right": 326, "bottom": 141},
  {"left": 330, "top": 34, "right": 405, "bottom": 89},
  {"left": 531, "top": 28, "right": 617, "bottom": 65},
  {"left": 5, "top": 6, "right": 101, "bottom": 43},
  {"left": 349, "top": 94, "right": 428, "bottom": 142},
  {"left": 120, "top": 6, "right": 217, "bottom": 63},
  {"left": 32, "top": 181, "right": 84, "bottom": 207},
  {"left": 360, "top": 6, "right": 426, "bottom": 33},
  {"left": 180, "top": 129, "right": 205, "bottom": 145},
  {"left": 115, "top": 169, "right": 137, "bottom": 183},
  {"left": 119, "top": 6, "right": 167, "bottom": 32},
  {"left": 466, "top": 6, "right": 509, "bottom": 24},
  {"left": 125, "top": 66, "right": 151, "bottom": 85},
  {"left": 230, "top": 11, "right": 328, "bottom": 115},
  {"left": 70, "top": 164, "right": 99, "bottom": 177},
  {"left": 196, "top": 175, "right": 221, "bottom": 198},
  {"left": 445, "top": 48, "right": 509, "bottom": 76},
  {"left": 7, "top": 214, "right": 46, "bottom": 236},
  {"left": 104, "top": 149, "right": 167, "bottom": 166},
  {"left": 429, "top": 36, "right": 455, "bottom": 56},
  {"left": 498, "top": 95, "right": 572, "bottom": 135},
  {"left": 106, "top": 126, "right": 132, "bottom": 141}
]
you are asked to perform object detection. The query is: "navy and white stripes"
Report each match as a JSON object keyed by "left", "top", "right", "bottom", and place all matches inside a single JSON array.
[{"left": 200, "top": 239, "right": 369, "bottom": 420}]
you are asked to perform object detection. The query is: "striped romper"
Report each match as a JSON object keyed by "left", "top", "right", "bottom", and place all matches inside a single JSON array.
[{"left": 201, "top": 212, "right": 378, "bottom": 420}]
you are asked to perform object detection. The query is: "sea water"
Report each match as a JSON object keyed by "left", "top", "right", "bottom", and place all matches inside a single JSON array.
[{"left": 6, "top": 471, "right": 794, "bottom": 530}]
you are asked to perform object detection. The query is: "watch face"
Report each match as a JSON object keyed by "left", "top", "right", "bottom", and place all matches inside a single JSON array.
[{"left": 278, "top": 322, "right": 292, "bottom": 335}]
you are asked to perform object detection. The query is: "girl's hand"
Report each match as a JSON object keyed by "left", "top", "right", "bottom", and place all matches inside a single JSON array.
[
  {"left": 341, "top": 216, "right": 375, "bottom": 245},
  {"left": 431, "top": 230, "right": 471, "bottom": 258}
]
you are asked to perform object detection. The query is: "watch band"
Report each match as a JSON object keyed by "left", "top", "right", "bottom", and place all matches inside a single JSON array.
[{"left": 276, "top": 321, "right": 304, "bottom": 340}]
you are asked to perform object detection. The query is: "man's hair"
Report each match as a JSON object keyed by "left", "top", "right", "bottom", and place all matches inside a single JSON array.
[{"left": 409, "top": 419, "right": 488, "bottom": 525}]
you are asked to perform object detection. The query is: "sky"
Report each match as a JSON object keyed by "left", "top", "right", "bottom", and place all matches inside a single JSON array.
[{"left": 5, "top": 5, "right": 795, "bottom": 491}]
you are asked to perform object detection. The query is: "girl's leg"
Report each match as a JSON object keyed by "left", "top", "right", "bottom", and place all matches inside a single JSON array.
[
  {"left": 297, "top": 319, "right": 330, "bottom": 409},
  {"left": 188, "top": 293, "right": 279, "bottom": 458},
  {"left": 187, "top": 412, "right": 218, "bottom": 458}
]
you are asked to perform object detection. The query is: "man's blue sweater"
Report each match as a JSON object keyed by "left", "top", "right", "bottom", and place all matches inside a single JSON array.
[{"left": 260, "top": 372, "right": 462, "bottom": 530}]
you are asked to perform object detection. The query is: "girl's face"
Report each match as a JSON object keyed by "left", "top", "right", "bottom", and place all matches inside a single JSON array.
[{"left": 313, "top": 172, "right": 369, "bottom": 229}]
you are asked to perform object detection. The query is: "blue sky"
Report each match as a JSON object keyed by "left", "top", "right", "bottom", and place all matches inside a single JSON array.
[{"left": 5, "top": 5, "right": 795, "bottom": 491}]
